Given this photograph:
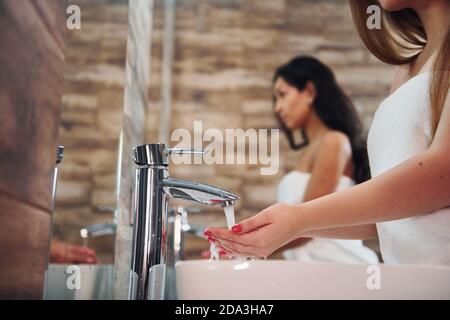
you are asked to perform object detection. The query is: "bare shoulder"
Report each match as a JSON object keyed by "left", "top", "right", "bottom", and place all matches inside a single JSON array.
[
  {"left": 311, "top": 131, "right": 353, "bottom": 176},
  {"left": 319, "top": 131, "right": 352, "bottom": 158},
  {"left": 322, "top": 131, "right": 351, "bottom": 147}
]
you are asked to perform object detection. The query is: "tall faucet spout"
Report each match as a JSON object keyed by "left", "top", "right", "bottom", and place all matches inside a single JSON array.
[
  {"left": 130, "top": 144, "right": 240, "bottom": 300},
  {"left": 161, "top": 178, "right": 239, "bottom": 206}
]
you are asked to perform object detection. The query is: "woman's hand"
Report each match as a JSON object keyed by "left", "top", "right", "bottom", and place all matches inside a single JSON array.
[
  {"left": 50, "top": 240, "right": 98, "bottom": 264},
  {"left": 204, "top": 203, "right": 304, "bottom": 259}
]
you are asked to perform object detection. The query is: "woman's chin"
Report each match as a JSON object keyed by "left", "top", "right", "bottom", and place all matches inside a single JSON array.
[
  {"left": 285, "top": 123, "right": 295, "bottom": 130},
  {"left": 378, "top": 0, "right": 409, "bottom": 11},
  {"left": 286, "top": 123, "right": 301, "bottom": 130}
]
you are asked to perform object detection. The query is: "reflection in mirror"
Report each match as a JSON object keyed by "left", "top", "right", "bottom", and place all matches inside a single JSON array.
[
  {"left": 45, "top": 0, "right": 152, "bottom": 300},
  {"left": 49, "top": 0, "right": 130, "bottom": 266}
]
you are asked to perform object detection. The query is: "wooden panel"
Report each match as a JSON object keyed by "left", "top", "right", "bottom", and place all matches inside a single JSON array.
[
  {"left": 0, "top": 0, "right": 66, "bottom": 298},
  {"left": 0, "top": 0, "right": 65, "bottom": 210},
  {"left": 0, "top": 194, "right": 51, "bottom": 299}
]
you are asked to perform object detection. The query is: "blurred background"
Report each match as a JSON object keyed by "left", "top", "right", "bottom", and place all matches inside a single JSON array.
[{"left": 52, "top": 0, "right": 394, "bottom": 265}]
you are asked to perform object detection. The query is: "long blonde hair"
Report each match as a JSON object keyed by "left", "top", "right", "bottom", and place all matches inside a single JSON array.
[{"left": 349, "top": 0, "right": 450, "bottom": 134}]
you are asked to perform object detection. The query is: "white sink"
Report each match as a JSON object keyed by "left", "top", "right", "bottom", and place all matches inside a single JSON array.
[{"left": 175, "top": 260, "right": 450, "bottom": 300}]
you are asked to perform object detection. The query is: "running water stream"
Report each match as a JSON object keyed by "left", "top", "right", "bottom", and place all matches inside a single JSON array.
[{"left": 209, "top": 205, "right": 235, "bottom": 261}]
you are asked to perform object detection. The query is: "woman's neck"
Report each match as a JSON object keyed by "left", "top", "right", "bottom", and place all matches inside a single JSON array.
[
  {"left": 415, "top": 0, "right": 449, "bottom": 51},
  {"left": 304, "top": 111, "right": 329, "bottom": 142}
]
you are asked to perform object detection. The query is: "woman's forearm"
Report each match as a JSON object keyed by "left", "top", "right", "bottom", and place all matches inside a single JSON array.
[
  {"left": 302, "top": 224, "right": 378, "bottom": 240},
  {"left": 297, "top": 149, "right": 450, "bottom": 234},
  {"left": 273, "top": 237, "right": 313, "bottom": 255}
]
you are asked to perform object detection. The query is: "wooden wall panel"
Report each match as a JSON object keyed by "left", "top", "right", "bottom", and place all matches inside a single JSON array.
[{"left": 0, "top": 0, "right": 66, "bottom": 299}]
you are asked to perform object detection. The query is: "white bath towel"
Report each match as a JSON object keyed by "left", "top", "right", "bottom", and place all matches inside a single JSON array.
[{"left": 368, "top": 71, "right": 450, "bottom": 265}]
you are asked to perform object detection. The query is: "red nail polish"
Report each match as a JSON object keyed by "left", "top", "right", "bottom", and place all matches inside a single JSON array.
[
  {"left": 231, "top": 224, "right": 242, "bottom": 234},
  {"left": 219, "top": 250, "right": 227, "bottom": 255},
  {"left": 203, "top": 231, "right": 212, "bottom": 237},
  {"left": 207, "top": 236, "right": 216, "bottom": 242}
]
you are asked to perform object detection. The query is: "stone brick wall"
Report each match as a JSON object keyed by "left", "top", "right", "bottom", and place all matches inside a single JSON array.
[{"left": 147, "top": 0, "right": 393, "bottom": 257}]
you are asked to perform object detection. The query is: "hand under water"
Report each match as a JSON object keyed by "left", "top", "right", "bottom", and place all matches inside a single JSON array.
[{"left": 204, "top": 203, "right": 303, "bottom": 259}]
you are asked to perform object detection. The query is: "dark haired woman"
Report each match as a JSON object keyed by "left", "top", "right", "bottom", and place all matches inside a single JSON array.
[{"left": 272, "top": 56, "right": 377, "bottom": 263}]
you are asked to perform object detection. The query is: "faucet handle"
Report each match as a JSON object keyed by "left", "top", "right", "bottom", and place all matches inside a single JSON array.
[
  {"left": 133, "top": 144, "right": 207, "bottom": 166},
  {"left": 80, "top": 222, "right": 116, "bottom": 238},
  {"left": 167, "top": 148, "right": 206, "bottom": 155}
]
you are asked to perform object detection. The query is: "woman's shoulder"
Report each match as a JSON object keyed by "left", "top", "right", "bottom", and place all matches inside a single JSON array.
[
  {"left": 295, "top": 132, "right": 350, "bottom": 172},
  {"left": 317, "top": 131, "right": 352, "bottom": 159},
  {"left": 310, "top": 131, "right": 353, "bottom": 179},
  {"left": 321, "top": 130, "right": 351, "bottom": 148}
]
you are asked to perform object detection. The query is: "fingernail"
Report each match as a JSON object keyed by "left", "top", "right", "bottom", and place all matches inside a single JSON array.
[
  {"left": 207, "top": 236, "right": 216, "bottom": 242},
  {"left": 219, "top": 250, "right": 227, "bottom": 255},
  {"left": 231, "top": 224, "right": 242, "bottom": 234},
  {"left": 203, "top": 231, "right": 212, "bottom": 237}
]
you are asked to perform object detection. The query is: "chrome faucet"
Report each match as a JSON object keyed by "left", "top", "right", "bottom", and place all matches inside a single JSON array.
[
  {"left": 129, "top": 143, "right": 239, "bottom": 300},
  {"left": 51, "top": 146, "right": 64, "bottom": 207}
]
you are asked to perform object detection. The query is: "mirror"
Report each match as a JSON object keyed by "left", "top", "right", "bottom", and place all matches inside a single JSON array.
[
  {"left": 46, "top": 0, "right": 151, "bottom": 300},
  {"left": 49, "top": 0, "right": 130, "bottom": 266}
]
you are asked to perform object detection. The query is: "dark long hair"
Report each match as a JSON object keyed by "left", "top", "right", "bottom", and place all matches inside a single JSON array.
[{"left": 273, "top": 56, "right": 370, "bottom": 183}]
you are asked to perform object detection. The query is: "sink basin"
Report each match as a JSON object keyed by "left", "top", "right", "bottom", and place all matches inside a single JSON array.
[
  {"left": 175, "top": 260, "right": 450, "bottom": 299},
  {"left": 44, "top": 264, "right": 113, "bottom": 300}
]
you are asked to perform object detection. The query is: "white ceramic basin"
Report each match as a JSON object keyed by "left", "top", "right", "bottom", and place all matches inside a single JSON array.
[{"left": 176, "top": 260, "right": 450, "bottom": 299}]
